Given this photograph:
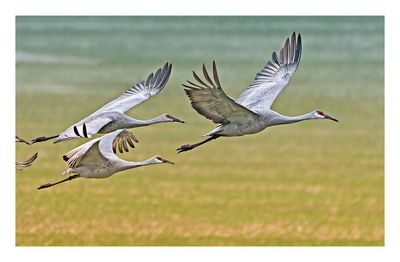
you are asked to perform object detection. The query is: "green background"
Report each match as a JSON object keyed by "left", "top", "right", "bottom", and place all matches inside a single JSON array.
[{"left": 16, "top": 16, "right": 384, "bottom": 245}]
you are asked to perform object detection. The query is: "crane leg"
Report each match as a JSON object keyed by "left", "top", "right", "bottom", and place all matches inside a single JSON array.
[
  {"left": 16, "top": 135, "right": 31, "bottom": 145},
  {"left": 31, "top": 135, "right": 59, "bottom": 144},
  {"left": 177, "top": 135, "right": 220, "bottom": 153},
  {"left": 37, "top": 174, "right": 80, "bottom": 190}
]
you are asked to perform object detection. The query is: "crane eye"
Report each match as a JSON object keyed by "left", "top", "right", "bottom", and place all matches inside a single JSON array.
[{"left": 316, "top": 109, "right": 325, "bottom": 116}]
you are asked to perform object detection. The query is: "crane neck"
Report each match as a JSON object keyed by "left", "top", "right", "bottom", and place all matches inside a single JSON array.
[
  {"left": 117, "top": 157, "right": 157, "bottom": 172},
  {"left": 268, "top": 111, "right": 315, "bottom": 126},
  {"left": 125, "top": 115, "right": 168, "bottom": 128}
]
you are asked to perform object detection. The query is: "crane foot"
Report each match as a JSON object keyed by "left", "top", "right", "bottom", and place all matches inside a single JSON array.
[
  {"left": 176, "top": 144, "right": 194, "bottom": 153},
  {"left": 37, "top": 183, "right": 52, "bottom": 190},
  {"left": 31, "top": 135, "right": 58, "bottom": 144}
]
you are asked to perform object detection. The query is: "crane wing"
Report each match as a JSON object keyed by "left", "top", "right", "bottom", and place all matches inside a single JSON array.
[
  {"left": 89, "top": 62, "right": 172, "bottom": 116},
  {"left": 183, "top": 61, "right": 258, "bottom": 125},
  {"left": 63, "top": 130, "right": 137, "bottom": 168},
  {"left": 236, "top": 32, "right": 302, "bottom": 111},
  {"left": 98, "top": 129, "right": 138, "bottom": 161},
  {"left": 16, "top": 152, "right": 38, "bottom": 168},
  {"left": 63, "top": 137, "right": 102, "bottom": 168}
]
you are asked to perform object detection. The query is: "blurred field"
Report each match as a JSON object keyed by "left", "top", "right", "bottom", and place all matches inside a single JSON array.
[{"left": 15, "top": 16, "right": 384, "bottom": 246}]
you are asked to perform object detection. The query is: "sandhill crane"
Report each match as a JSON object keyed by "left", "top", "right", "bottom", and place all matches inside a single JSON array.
[
  {"left": 32, "top": 62, "right": 184, "bottom": 144},
  {"left": 16, "top": 135, "right": 37, "bottom": 168},
  {"left": 16, "top": 152, "right": 38, "bottom": 169},
  {"left": 177, "top": 32, "right": 338, "bottom": 153},
  {"left": 37, "top": 129, "right": 174, "bottom": 190}
]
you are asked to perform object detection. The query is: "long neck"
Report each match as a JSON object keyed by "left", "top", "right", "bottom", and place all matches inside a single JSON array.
[
  {"left": 268, "top": 112, "right": 315, "bottom": 126},
  {"left": 125, "top": 115, "right": 167, "bottom": 128},
  {"left": 117, "top": 158, "right": 156, "bottom": 172}
]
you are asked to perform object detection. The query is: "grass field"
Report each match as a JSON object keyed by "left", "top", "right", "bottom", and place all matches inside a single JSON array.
[{"left": 15, "top": 16, "right": 384, "bottom": 245}]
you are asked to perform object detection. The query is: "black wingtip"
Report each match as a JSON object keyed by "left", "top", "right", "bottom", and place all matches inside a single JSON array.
[
  {"left": 212, "top": 61, "right": 217, "bottom": 72},
  {"left": 31, "top": 152, "right": 39, "bottom": 160},
  {"left": 162, "top": 62, "right": 172, "bottom": 78},
  {"left": 212, "top": 61, "right": 221, "bottom": 88},
  {"left": 294, "top": 33, "right": 302, "bottom": 63}
]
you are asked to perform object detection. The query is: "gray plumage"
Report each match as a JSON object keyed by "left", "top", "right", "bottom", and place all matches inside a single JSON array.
[
  {"left": 178, "top": 32, "right": 338, "bottom": 153},
  {"left": 236, "top": 32, "right": 302, "bottom": 111},
  {"left": 37, "top": 129, "right": 174, "bottom": 190},
  {"left": 32, "top": 63, "right": 184, "bottom": 144}
]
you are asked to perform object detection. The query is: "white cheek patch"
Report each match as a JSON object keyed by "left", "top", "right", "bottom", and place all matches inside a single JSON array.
[{"left": 314, "top": 112, "right": 324, "bottom": 118}]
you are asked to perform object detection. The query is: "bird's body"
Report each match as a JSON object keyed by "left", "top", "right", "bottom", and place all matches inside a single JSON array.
[
  {"left": 177, "top": 32, "right": 338, "bottom": 153},
  {"left": 60, "top": 111, "right": 176, "bottom": 140},
  {"left": 32, "top": 62, "right": 184, "bottom": 144},
  {"left": 37, "top": 129, "right": 174, "bottom": 189},
  {"left": 61, "top": 130, "right": 140, "bottom": 179},
  {"left": 205, "top": 111, "right": 318, "bottom": 137}
]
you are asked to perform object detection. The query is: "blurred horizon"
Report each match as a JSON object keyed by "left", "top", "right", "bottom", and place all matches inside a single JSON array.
[{"left": 16, "top": 16, "right": 384, "bottom": 246}]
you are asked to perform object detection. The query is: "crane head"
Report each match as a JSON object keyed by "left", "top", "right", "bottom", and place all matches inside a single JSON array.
[
  {"left": 314, "top": 109, "right": 339, "bottom": 122},
  {"left": 155, "top": 156, "right": 175, "bottom": 165},
  {"left": 163, "top": 114, "right": 186, "bottom": 123}
]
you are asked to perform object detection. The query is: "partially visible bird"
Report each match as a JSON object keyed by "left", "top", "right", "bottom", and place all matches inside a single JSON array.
[
  {"left": 37, "top": 129, "right": 174, "bottom": 190},
  {"left": 32, "top": 62, "right": 185, "bottom": 144},
  {"left": 177, "top": 32, "right": 338, "bottom": 153},
  {"left": 16, "top": 135, "right": 31, "bottom": 145},
  {"left": 16, "top": 135, "right": 37, "bottom": 168},
  {"left": 16, "top": 152, "right": 38, "bottom": 169}
]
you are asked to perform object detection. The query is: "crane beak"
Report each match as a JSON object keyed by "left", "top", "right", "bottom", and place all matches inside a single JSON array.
[
  {"left": 324, "top": 114, "right": 339, "bottom": 122},
  {"left": 161, "top": 158, "right": 175, "bottom": 165},
  {"left": 170, "top": 116, "right": 186, "bottom": 123}
]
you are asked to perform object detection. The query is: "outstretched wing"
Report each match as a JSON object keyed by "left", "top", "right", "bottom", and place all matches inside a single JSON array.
[
  {"left": 16, "top": 152, "right": 38, "bottom": 168},
  {"left": 111, "top": 130, "right": 138, "bottom": 154},
  {"left": 62, "top": 137, "right": 102, "bottom": 168},
  {"left": 98, "top": 129, "right": 138, "bottom": 161},
  {"left": 183, "top": 61, "right": 258, "bottom": 125},
  {"left": 90, "top": 62, "right": 172, "bottom": 116},
  {"left": 236, "top": 32, "right": 302, "bottom": 111},
  {"left": 62, "top": 130, "right": 138, "bottom": 168}
]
